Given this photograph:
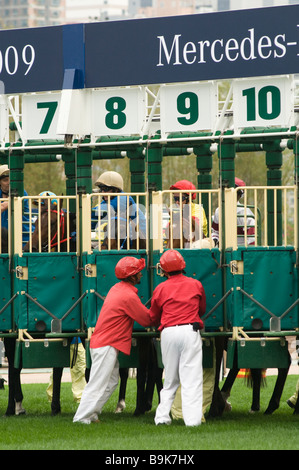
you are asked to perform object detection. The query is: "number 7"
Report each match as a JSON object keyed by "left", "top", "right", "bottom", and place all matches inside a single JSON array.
[{"left": 37, "top": 101, "right": 58, "bottom": 134}]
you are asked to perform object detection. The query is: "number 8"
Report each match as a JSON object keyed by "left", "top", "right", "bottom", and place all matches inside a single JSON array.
[{"left": 105, "top": 96, "right": 127, "bottom": 130}]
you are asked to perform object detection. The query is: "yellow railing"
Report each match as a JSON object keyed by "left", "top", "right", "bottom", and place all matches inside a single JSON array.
[{"left": 225, "top": 186, "right": 298, "bottom": 250}]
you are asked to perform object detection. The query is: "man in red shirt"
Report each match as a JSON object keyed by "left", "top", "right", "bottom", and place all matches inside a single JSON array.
[
  {"left": 73, "top": 256, "right": 151, "bottom": 424},
  {"left": 150, "top": 249, "right": 206, "bottom": 426}
]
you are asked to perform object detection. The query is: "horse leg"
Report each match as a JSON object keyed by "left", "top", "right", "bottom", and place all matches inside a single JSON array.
[
  {"left": 51, "top": 367, "right": 63, "bottom": 415},
  {"left": 250, "top": 369, "right": 262, "bottom": 412},
  {"left": 208, "top": 336, "right": 227, "bottom": 418},
  {"left": 115, "top": 368, "right": 128, "bottom": 413},
  {"left": 264, "top": 363, "right": 290, "bottom": 415},
  {"left": 143, "top": 339, "right": 159, "bottom": 412},
  {"left": 134, "top": 338, "right": 150, "bottom": 416},
  {"left": 3, "top": 337, "right": 24, "bottom": 416},
  {"left": 148, "top": 338, "right": 163, "bottom": 406},
  {"left": 294, "top": 393, "right": 299, "bottom": 415}
]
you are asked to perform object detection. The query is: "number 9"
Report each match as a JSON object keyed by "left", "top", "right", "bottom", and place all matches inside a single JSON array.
[
  {"left": 177, "top": 91, "right": 199, "bottom": 126},
  {"left": 22, "top": 44, "right": 35, "bottom": 76}
]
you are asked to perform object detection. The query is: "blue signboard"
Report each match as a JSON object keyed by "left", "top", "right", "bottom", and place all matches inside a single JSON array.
[
  {"left": 85, "top": 4, "right": 299, "bottom": 88},
  {"left": 1, "top": 5, "right": 299, "bottom": 94},
  {"left": 0, "top": 23, "right": 84, "bottom": 94}
]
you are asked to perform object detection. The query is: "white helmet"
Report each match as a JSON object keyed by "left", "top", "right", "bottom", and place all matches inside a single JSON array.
[
  {"left": 0, "top": 164, "right": 9, "bottom": 179},
  {"left": 95, "top": 171, "right": 124, "bottom": 191}
]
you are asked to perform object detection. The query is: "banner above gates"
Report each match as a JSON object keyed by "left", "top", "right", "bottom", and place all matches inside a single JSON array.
[
  {"left": 1, "top": 4, "right": 299, "bottom": 94},
  {"left": 85, "top": 4, "right": 299, "bottom": 88}
]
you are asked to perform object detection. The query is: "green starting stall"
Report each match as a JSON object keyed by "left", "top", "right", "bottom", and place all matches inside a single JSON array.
[{"left": 0, "top": 4, "right": 299, "bottom": 372}]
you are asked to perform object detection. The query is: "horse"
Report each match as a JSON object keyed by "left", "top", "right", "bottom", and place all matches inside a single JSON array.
[
  {"left": 164, "top": 208, "right": 212, "bottom": 249},
  {"left": 23, "top": 199, "right": 76, "bottom": 253},
  {"left": 96, "top": 215, "right": 147, "bottom": 251},
  {"left": 22, "top": 200, "right": 79, "bottom": 415}
]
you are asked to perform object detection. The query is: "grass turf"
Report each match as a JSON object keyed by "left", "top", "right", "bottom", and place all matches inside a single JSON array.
[{"left": 1, "top": 375, "right": 299, "bottom": 450}]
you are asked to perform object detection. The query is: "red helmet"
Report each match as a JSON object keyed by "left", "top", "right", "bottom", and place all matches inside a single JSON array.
[
  {"left": 169, "top": 180, "right": 197, "bottom": 200},
  {"left": 235, "top": 177, "right": 245, "bottom": 187},
  {"left": 115, "top": 257, "right": 145, "bottom": 279},
  {"left": 160, "top": 249, "right": 186, "bottom": 273}
]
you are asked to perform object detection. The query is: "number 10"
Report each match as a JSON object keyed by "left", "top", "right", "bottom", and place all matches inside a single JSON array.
[{"left": 242, "top": 85, "right": 281, "bottom": 122}]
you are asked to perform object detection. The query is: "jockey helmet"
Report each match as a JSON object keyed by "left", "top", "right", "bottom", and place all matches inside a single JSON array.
[
  {"left": 169, "top": 180, "right": 197, "bottom": 200},
  {"left": 33, "top": 191, "right": 58, "bottom": 206},
  {"left": 0, "top": 164, "right": 9, "bottom": 179},
  {"left": 115, "top": 256, "right": 145, "bottom": 279},
  {"left": 235, "top": 177, "right": 246, "bottom": 187},
  {"left": 95, "top": 171, "right": 124, "bottom": 191},
  {"left": 159, "top": 249, "right": 186, "bottom": 273}
]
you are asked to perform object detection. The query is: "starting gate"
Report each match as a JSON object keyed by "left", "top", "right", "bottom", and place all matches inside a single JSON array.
[{"left": 0, "top": 4, "right": 299, "bottom": 373}]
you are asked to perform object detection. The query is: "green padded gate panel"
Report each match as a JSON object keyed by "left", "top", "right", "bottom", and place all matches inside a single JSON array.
[
  {"left": 152, "top": 249, "right": 224, "bottom": 331},
  {"left": 82, "top": 250, "right": 150, "bottom": 331},
  {"left": 14, "top": 339, "right": 70, "bottom": 368},
  {"left": 227, "top": 338, "right": 290, "bottom": 369},
  {"left": 0, "top": 255, "right": 12, "bottom": 331},
  {"left": 226, "top": 248, "right": 298, "bottom": 331},
  {"left": 15, "top": 253, "right": 81, "bottom": 332}
]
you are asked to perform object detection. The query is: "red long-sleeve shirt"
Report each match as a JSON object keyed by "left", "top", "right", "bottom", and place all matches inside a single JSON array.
[
  {"left": 90, "top": 281, "right": 151, "bottom": 355},
  {"left": 150, "top": 273, "right": 206, "bottom": 331}
]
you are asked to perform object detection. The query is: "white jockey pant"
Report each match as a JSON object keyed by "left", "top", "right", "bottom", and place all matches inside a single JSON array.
[
  {"left": 73, "top": 345, "right": 119, "bottom": 424},
  {"left": 155, "top": 324, "right": 203, "bottom": 426}
]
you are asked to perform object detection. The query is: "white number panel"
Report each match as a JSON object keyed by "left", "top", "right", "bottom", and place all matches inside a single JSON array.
[
  {"left": 160, "top": 82, "right": 218, "bottom": 136},
  {"left": 233, "top": 76, "right": 294, "bottom": 130},
  {"left": 91, "top": 87, "right": 146, "bottom": 137},
  {"left": 22, "top": 93, "right": 61, "bottom": 140}
]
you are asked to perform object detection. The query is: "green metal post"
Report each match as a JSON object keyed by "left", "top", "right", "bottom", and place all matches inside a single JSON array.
[
  {"left": 293, "top": 139, "right": 299, "bottom": 251},
  {"left": 218, "top": 137, "right": 235, "bottom": 331},
  {"left": 62, "top": 152, "right": 76, "bottom": 213},
  {"left": 291, "top": 138, "right": 299, "bottom": 329},
  {"left": 194, "top": 144, "right": 213, "bottom": 220},
  {"left": 264, "top": 140, "right": 282, "bottom": 246},
  {"left": 147, "top": 146, "right": 163, "bottom": 191},
  {"left": 9, "top": 151, "right": 25, "bottom": 255},
  {"left": 128, "top": 148, "right": 146, "bottom": 206},
  {"left": 146, "top": 145, "right": 163, "bottom": 303},
  {"left": 218, "top": 137, "right": 236, "bottom": 248},
  {"left": 76, "top": 151, "right": 93, "bottom": 196},
  {"left": 8, "top": 151, "right": 25, "bottom": 332}
]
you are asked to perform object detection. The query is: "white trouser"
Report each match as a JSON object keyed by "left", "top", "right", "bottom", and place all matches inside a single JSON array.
[
  {"left": 73, "top": 346, "right": 119, "bottom": 424},
  {"left": 155, "top": 324, "right": 203, "bottom": 427}
]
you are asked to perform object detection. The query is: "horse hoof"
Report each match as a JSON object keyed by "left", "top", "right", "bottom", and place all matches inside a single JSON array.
[
  {"left": 51, "top": 407, "right": 61, "bottom": 416},
  {"left": 115, "top": 399, "right": 126, "bottom": 413},
  {"left": 249, "top": 408, "right": 260, "bottom": 414},
  {"left": 15, "top": 402, "right": 26, "bottom": 416},
  {"left": 223, "top": 401, "right": 232, "bottom": 412}
]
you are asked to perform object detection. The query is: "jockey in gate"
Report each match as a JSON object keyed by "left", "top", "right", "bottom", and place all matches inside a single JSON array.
[
  {"left": 91, "top": 171, "right": 146, "bottom": 244},
  {"left": 211, "top": 177, "right": 256, "bottom": 247},
  {"left": 169, "top": 179, "right": 208, "bottom": 242}
]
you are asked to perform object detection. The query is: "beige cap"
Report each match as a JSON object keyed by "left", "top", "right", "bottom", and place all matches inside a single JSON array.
[
  {"left": 95, "top": 171, "right": 124, "bottom": 191},
  {"left": 0, "top": 164, "right": 9, "bottom": 179}
]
